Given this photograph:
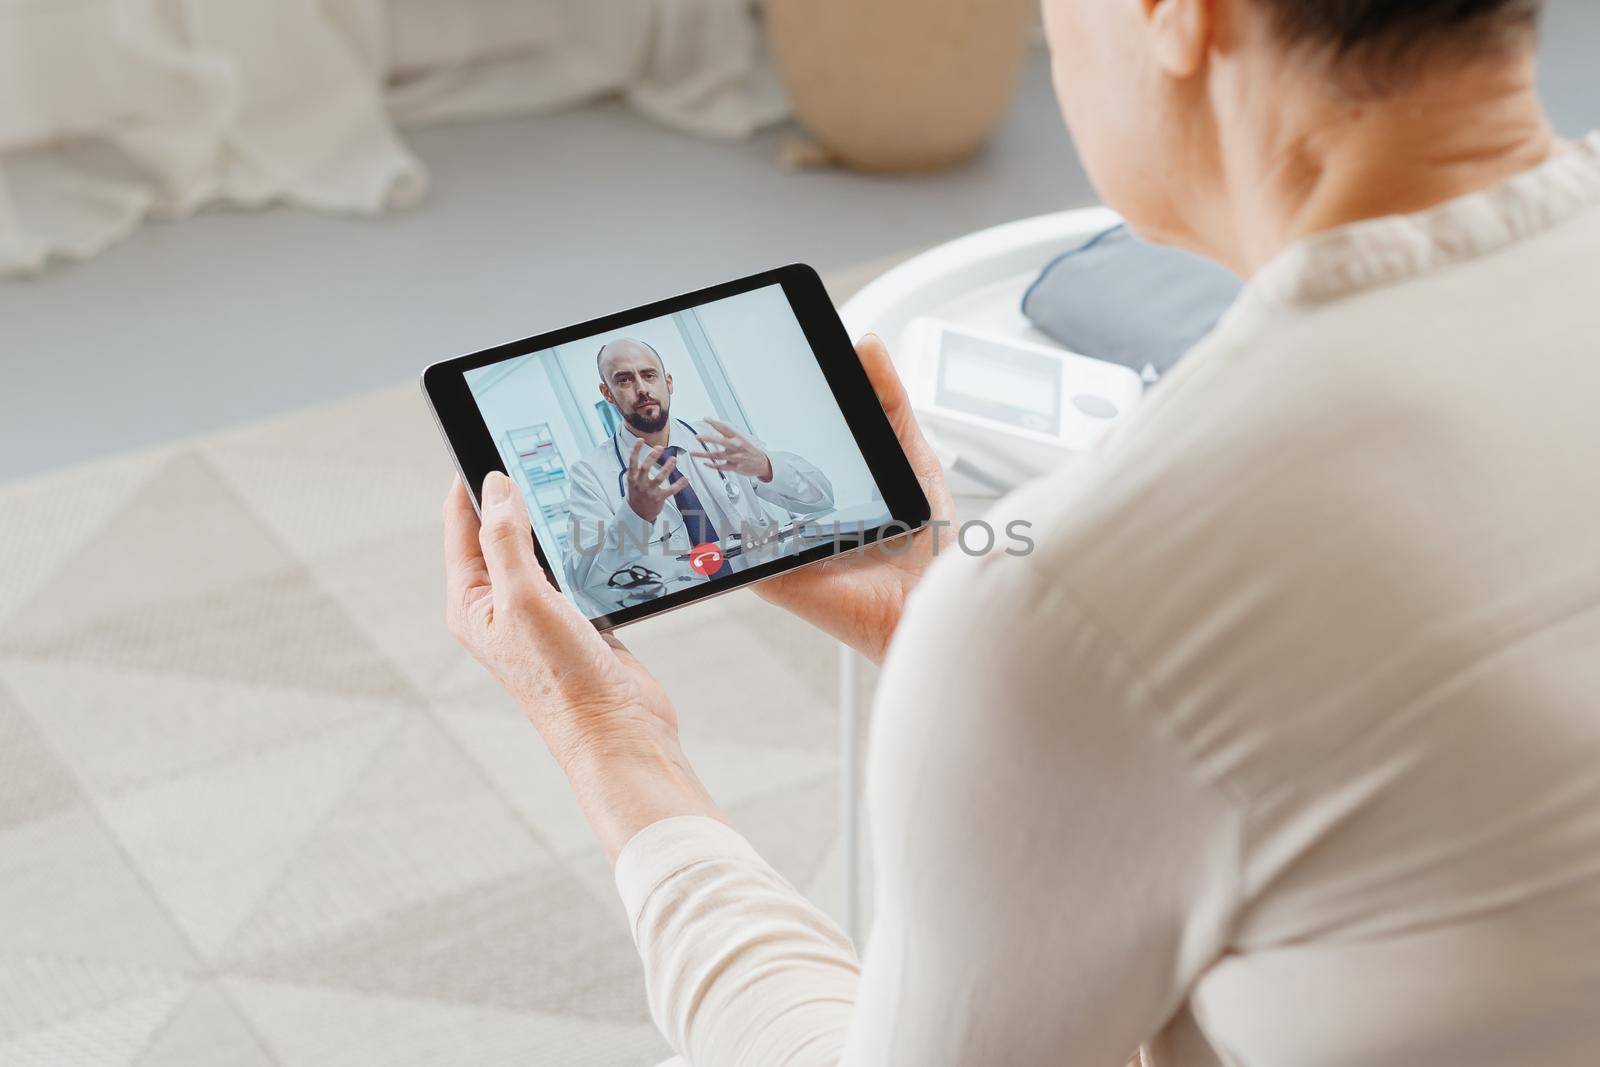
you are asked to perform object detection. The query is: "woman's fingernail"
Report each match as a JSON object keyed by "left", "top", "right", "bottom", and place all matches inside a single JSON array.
[{"left": 483, "top": 472, "right": 513, "bottom": 504}]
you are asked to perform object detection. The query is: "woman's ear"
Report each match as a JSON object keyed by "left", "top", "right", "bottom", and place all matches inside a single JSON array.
[{"left": 1147, "top": 0, "right": 1211, "bottom": 79}]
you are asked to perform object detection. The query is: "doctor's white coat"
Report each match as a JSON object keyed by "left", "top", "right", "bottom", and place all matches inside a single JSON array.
[{"left": 565, "top": 418, "right": 834, "bottom": 596}]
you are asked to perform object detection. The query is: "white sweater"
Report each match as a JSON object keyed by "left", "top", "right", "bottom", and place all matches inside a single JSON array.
[{"left": 615, "top": 133, "right": 1600, "bottom": 1067}]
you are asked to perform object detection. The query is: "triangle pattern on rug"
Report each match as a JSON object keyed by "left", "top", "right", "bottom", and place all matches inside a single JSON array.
[
  {"left": 225, "top": 978, "right": 671, "bottom": 1067},
  {"left": 620, "top": 602, "right": 839, "bottom": 752},
  {"left": 223, "top": 715, "right": 548, "bottom": 963},
  {"left": 435, "top": 710, "right": 838, "bottom": 860},
  {"left": 715, "top": 591, "right": 845, "bottom": 708},
  {"left": 96, "top": 714, "right": 400, "bottom": 959},
  {"left": 724, "top": 770, "right": 842, "bottom": 897},
  {"left": 202, "top": 446, "right": 451, "bottom": 561},
  {"left": 678, "top": 733, "right": 838, "bottom": 808},
  {"left": 1, "top": 658, "right": 410, "bottom": 799},
  {"left": 0, "top": 953, "right": 189, "bottom": 1041},
  {"left": 1, "top": 452, "right": 294, "bottom": 632},
  {"left": 135, "top": 981, "right": 275, "bottom": 1067},
  {"left": 0, "top": 807, "right": 198, "bottom": 972},
  {"left": 305, "top": 532, "right": 471, "bottom": 699},
  {"left": 0, "top": 451, "right": 419, "bottom": 702},
  {"left": 0, "top": 678, "right": 83, "bottom": 831},
  {"left": 233, "top": 862, "right": 651, "bottom": 1025},
  {"left": 0, "top": 448, "right": 167, "bottom": 623},
  {"left": 202, "top": 384, "right": 440, "bottom": 470},
  {"left": 0, "top": 985, "right": 189, "bottom": 1067}
]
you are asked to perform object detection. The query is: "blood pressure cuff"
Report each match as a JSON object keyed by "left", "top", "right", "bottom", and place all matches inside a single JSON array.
[{"left": 1021, "top": 224, "right": 1243, "bottom": 383}]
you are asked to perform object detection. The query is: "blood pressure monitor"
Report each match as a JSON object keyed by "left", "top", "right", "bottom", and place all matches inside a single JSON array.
[{"left": 903, "top": 317, "right": 1145, "bottom": 485}]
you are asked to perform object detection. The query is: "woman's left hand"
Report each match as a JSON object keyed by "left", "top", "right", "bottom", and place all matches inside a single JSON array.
[{"left": 443, "top": 471, "right": 723, "bottom": 859}]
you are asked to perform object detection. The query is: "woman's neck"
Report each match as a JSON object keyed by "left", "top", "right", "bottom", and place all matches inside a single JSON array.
[{"left": 1218, "top": 49, "right": 1558, "bottom": 275}]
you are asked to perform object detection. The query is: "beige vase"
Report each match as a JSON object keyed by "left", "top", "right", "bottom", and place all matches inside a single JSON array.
[{"left": 764, "top": 0, "right": 1037, "bottom": 173}]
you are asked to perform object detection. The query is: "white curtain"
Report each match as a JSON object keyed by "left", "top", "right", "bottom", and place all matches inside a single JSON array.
[{"left": 0, "top": 0, "right": 787, "bottom": 277}]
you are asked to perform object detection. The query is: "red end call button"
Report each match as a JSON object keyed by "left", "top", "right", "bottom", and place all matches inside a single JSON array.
[{"left": 689, "top": 543, "right": 725, "bottom": 577}]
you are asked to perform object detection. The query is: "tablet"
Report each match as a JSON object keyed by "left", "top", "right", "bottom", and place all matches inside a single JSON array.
[{"left": 422, "top": 264, "right": 931, "bottom": 631}]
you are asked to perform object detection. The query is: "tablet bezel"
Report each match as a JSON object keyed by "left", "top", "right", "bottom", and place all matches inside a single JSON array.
[{"left": 421, "top": 263, "right": 931, "bottom": 632}]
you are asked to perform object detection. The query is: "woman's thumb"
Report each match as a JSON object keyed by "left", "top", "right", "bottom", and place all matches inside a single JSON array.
[{"left": 478, "top": 472, "right": 545, "bottom": 607}]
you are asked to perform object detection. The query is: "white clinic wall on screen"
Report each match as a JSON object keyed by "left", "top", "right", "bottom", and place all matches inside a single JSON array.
[
  {"left": 694, "top": 285, "right": 882, "bottom": 507},
  {"left": 465, "top": 357, "right": 589, "bottom": 472}
]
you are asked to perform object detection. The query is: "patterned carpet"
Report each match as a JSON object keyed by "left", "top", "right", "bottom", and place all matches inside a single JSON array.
[{"left": 0, "top": 265, "right": 891, "bottom": 1065}]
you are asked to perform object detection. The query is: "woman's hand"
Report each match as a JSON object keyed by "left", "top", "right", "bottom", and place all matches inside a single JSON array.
[
  {"left": 755, "top": 335, "right": 956, "bottom": 665},
  {"left": 444, "top": 472, "right": 723, "bottom": 861}
]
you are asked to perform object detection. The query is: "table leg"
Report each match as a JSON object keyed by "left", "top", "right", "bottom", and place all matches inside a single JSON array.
[{"left": 839, "top": 642, "right": 860, "bottom": 945}]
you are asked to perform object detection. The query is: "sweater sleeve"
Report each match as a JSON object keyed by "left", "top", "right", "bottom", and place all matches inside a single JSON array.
[{"left": 615, "top": 546, "right": 1245, "bottom": 1067}]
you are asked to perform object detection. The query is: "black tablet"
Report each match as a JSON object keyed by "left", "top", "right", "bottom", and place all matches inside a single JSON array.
[{"left": 422, "top": 264, "right": 931, "bottom": 631}]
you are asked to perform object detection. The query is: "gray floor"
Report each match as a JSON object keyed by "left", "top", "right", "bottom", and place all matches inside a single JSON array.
[
  {"left": 0, "top": 50, "right": 1089, "bottom": 483},
  {"left": 4, "top": 7, "right": 1597, "bottom": 483}
]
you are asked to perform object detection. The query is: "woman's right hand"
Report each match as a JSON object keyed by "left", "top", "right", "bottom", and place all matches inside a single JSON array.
[{"left": 755, "top": 334, "right": 956, "bottom": 664}]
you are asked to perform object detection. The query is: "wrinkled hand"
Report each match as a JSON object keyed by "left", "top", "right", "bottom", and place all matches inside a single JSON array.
[
  {"left": 444, "top": 472, "right": 677, "bottom": 756},
  {"left": 624, "top": 441, "right": 688, "bottom": 526},
  {"left": 443, "top": 472, "right": 723, "bottom": 859},
  {"left": 691, "top": 419, "right": 774, "bottom": 482},
  {"left": 755, "top": 335, "right": 955, "bottom": 665}
]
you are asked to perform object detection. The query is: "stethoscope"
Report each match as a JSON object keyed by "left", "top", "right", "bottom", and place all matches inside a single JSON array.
[{"left": 612, "top": 417, "right": 743, "bottom": 509}]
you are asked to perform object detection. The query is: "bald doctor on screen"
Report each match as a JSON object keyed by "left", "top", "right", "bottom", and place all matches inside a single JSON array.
[{"left": 566, "top": 338, "right": 834, "bottom": 593}]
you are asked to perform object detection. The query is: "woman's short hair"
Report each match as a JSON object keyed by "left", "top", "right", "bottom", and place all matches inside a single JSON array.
[{"left": 1262, "top": 0, "right": 1544, "bottom": 80}]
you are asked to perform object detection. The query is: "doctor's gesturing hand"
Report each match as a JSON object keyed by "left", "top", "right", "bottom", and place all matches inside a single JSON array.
[
  {"left": 755, "top": 334, "right": 956, "bottom": 665},
  {"left": 623, "top": 441, "right": 689, "bottom": 525},
  {"left": 443, "top": 472, "right": 724, "bottom": 862},
  {"left": 691, "top": 418, "right": 775, "bottom": 482}
]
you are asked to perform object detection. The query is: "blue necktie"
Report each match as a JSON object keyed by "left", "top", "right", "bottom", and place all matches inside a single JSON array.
[{"left": 661, "top": 446, "right": 720, "bottom": 546}]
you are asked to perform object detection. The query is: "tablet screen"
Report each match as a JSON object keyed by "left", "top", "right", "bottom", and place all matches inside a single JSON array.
[{"left": 459, "top": 282, "right": 895, "bottom": 621}]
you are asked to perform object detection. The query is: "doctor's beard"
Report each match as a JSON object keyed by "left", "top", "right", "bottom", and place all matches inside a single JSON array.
[{"left": 623, "top": 397, "right": 670, "bottom": 435}]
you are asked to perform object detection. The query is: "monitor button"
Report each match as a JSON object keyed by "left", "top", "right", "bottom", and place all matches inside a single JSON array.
[{"left": 1072, "top": 393, "right": 1119, "bottom": 420}]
